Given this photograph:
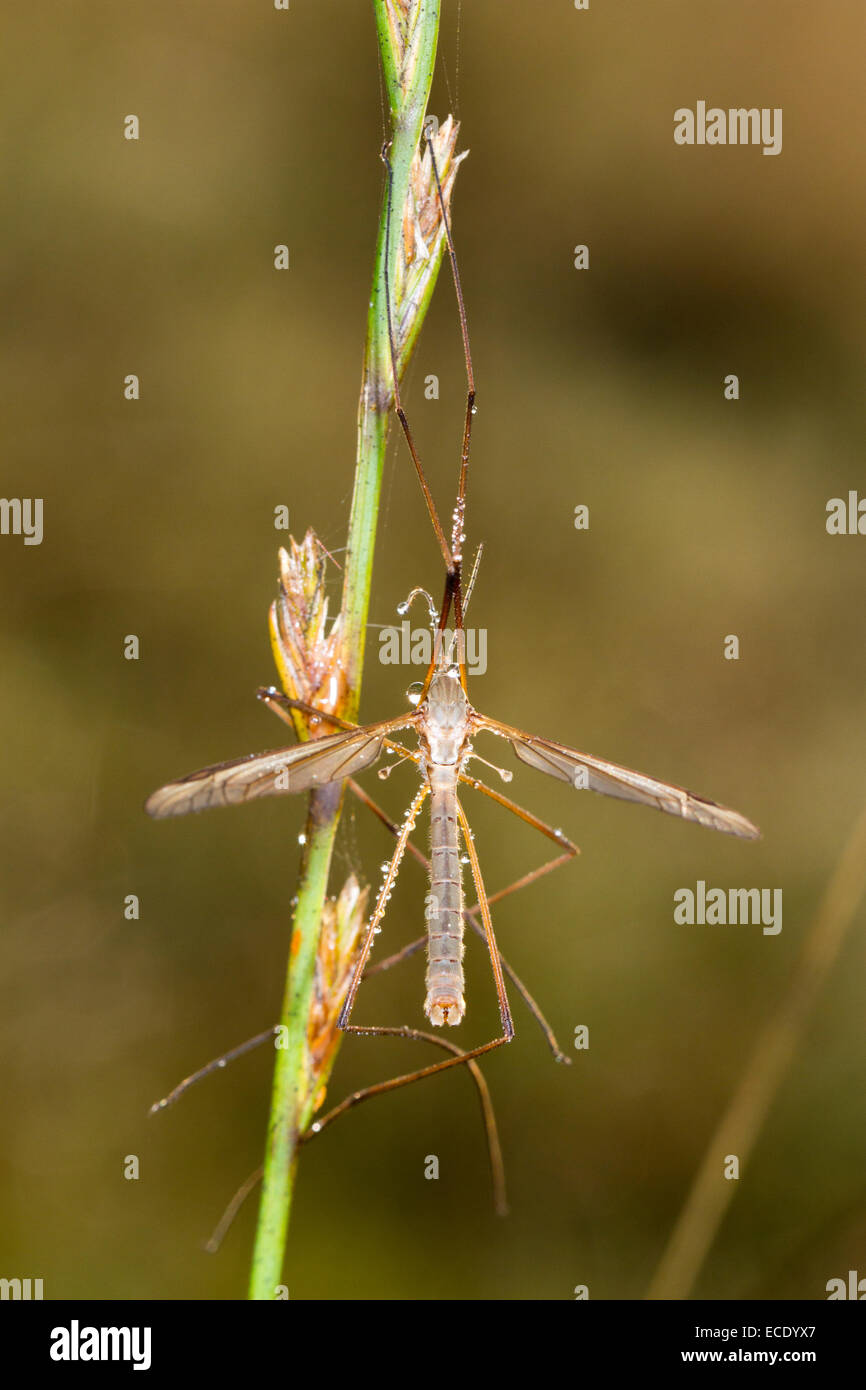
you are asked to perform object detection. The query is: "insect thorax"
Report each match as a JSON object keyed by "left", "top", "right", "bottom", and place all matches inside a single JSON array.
[{"left": 419, "top": 667, "right": 473, "bottom": 768}]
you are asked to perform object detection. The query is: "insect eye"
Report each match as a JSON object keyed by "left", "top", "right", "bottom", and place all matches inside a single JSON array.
[{"left": 405, "top": 681, "right": 424, "bottom": 707}]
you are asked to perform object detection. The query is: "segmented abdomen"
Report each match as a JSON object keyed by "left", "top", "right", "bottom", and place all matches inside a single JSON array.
[{"left": 425, "top": 765, "right": 465, "bottom": 1026}]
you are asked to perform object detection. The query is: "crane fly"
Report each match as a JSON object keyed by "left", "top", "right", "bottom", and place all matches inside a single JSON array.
[{"left": 146, "top": 128, "right": 760, "bottom": 1080}]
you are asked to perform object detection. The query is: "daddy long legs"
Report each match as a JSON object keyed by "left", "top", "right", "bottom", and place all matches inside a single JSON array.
[{"left": 146, "top": 127, "right": 760, "bottom": 1092}]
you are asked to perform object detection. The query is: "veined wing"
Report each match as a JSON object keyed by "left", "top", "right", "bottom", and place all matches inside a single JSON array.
[
  {"left": 146, "top": 715, "right": 415, "bottom": 820},
  {"left": 475, "top": 716, "right": 760, "bottom": 840}
]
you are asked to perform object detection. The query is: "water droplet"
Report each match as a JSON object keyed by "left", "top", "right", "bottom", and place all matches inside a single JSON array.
[
  {"left": 311, "top": 1121, "right": 322, "bottom": 1133},
  {"left": 396, "top": 600, "right": 409, "bottom": 615},
  {"left": 298, "top": 833, "right": 307, "bottom": 845}
]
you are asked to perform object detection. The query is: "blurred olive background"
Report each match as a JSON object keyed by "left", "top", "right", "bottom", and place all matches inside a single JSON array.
[{"left": 2, "top": 1, "right": 865, "bottom": 1301}]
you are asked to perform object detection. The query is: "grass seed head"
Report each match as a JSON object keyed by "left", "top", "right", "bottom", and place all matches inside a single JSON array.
[
  {"left": 269, "top": 532, "right": 347, "bottom": 733},
  {"left": 305, "top": 874, "right": 370, "bottom": 1114}
]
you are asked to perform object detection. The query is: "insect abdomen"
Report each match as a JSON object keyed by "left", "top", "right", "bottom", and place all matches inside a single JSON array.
[{"left": 425, "top": 766, "right": 465, "bottom": 1026}]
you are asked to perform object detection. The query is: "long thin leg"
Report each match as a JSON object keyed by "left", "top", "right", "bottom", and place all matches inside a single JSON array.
[
  {"left": 338, "top": 1024, "right": 510, "bottom": 1084},
  {"left": 204, "top": 1023, "right": 509, "bottom": 1251},
  {"left": 380, "top": 137, "right": 474, "bottom": 699},
  {"left": 455, "top": 795, "right": 514, "bottom": 1040},
  {"left": 459, "top": 769, "right": 581, "bottom": 856},
  {"left": 419, "top": 572, "right": 459, "bottom": 700},
  {"left": 302, "top": 1025, "right": 507, "bottom": 1216},
  {"left": 426, "top": 133, "right": 475, "bottom": 564},
  {"left": 462, "top": 543, "right": 483, "bottom": 620},
  {"left": 149, "top": 1027, "right": 279, "bottom": 1114},
  {"left": 381, "top": 127, "right": 477, "bottom": 586},
  {"left": 381, "top": 142, "right": 453, "bottom": 572},
  {"left": 257, "top": 687, "right": 355, "bottom": 731},
  {"left": 411, "top": 132, "right": 479, "bottom": 691},
  {"left": 458, "top": 773, "right": 579, "bottom": 1058},
  {"left": 338, "top": 782, "right": 430, "bottom": 1030},
  {"left": 205, "top": 1165, "right": 264, "bottom": 1253},
  {"left": 151, "top": 1018, "right": 505, "bottom": 1193}
]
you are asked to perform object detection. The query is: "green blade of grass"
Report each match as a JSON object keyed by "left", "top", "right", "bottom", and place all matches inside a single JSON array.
[{"left": 248, "top": 0, "right": 444, "bottom": 1300}]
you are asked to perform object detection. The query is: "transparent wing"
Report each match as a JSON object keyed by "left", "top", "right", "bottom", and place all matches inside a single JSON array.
[
  {"left": 476, "top": 717, "right": 760, "bottom": 840},
  {"left": 146, "top": 716, "right": 415, "bottom": 820}
]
